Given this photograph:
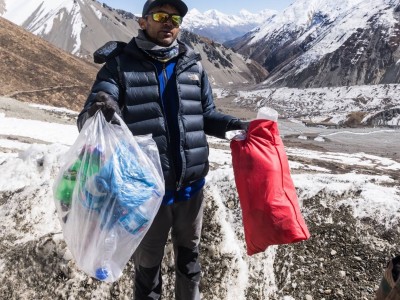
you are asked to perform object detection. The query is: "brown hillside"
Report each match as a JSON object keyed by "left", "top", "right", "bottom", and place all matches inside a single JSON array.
[{"left": 0, "top": 17, "right": 99, "bottom": 111}]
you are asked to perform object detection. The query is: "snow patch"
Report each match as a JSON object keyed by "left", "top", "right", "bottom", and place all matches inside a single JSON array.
[
  {"left": 0, "top": 116, "right": 78, "bottom": 145},
  {"left": 236, "top": 84, "right": 400, "bottom": 125},
  {"left": 90, "top": 4, "right": 102, "bottom": 20},
  {"left": 287, "top": 148, "right": 400, "bottom": 171}
]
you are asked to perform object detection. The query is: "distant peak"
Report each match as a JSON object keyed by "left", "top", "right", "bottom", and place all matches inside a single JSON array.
[
  {"left": 204, "top": 9, "right": 224, "bottom": 16},
  {"left": 189, "top": 8, "right": 201, "bottom": 14}
]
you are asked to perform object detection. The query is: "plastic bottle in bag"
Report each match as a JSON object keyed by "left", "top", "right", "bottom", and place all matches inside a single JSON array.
[
  {"left": 55, "top": 146, "right": 103, "bottom": 209},
  {"left": 79, "top": 147, "right": 102, "bottom": 184},
  {"left": 77, "top": 147, "right": 104, "bottom": 210},
  {"left": 54, "top": 159, "right": 81, "bottom": 209},
  {"left": 94, "top": 233, "right": 117, "bottom": 281}
]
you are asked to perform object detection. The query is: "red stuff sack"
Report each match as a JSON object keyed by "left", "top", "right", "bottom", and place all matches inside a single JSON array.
[{"left": 230, "top": 119, "right": 310, "bottom": 255}]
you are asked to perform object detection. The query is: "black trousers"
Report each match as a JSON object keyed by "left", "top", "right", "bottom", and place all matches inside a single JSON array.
[{"left": 133, "top": 189, "right": 204, "bottom": 300}]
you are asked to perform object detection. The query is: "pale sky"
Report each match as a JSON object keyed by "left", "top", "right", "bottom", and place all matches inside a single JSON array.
[{"left": 102, "top": 0, "right": 295, "bottom": 15}]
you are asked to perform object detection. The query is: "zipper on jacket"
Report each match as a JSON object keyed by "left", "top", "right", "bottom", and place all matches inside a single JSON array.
[
  {"left": 162, "top": 63, "right": 183, "bottom": 191},
  {"left": 175, "top": 59, "right": 202, "bottom": 191},
  {"left": 174, "top": 62, "right": 189, "bottom": 191},
  {"left": 166, "top": 62, "right": 184, "bottom": 191},
  {"left": 162, "top": 63, "right": 172, "bottom": 142},
  {"left": 159, "top": 59, "right": 199, "bottom": 191}
]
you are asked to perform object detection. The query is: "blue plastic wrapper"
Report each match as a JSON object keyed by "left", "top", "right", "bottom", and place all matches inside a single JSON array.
[{"left": 53, "top": 111, "right": 165, "bottom": 282}]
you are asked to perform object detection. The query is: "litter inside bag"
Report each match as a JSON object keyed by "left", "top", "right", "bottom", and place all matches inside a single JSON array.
[{"left": 53, "top": 111, "right": 164, "bottom": 282}]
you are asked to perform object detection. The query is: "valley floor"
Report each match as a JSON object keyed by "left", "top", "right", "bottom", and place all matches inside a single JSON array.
[{"left": 1, "top": 96, "right": 399, "bottom": 299}]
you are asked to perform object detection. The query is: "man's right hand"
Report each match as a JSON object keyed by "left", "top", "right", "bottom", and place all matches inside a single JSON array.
[{"left": 87, "top": 91, "right": 121, "bottom": 122}]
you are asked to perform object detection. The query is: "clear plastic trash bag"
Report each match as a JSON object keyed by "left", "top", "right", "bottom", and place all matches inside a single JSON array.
[{"left": 53, "top": 111, "right": 165, "bottom": 282}]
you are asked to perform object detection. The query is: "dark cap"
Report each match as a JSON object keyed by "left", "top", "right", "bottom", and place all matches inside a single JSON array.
[{"left": 142, "top": 0, "right": 188, "bottom": 17}]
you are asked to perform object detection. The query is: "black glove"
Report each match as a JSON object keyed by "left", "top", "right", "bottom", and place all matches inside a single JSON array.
[
  {"left": 227, "top": 119, "right": 250, "bottom": 131},
  {"left": 87, "top": 91, "right": 121, "bottom": 122}
]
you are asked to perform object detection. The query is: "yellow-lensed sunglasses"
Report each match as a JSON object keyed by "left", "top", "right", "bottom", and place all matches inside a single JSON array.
[{"left": 146, "top": 12, "right": 183, "bottom": 27}]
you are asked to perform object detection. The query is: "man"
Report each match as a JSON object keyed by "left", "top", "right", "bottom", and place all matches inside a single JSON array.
[{"left": 77, "top": 0, "right": 247, "bottom": 298}]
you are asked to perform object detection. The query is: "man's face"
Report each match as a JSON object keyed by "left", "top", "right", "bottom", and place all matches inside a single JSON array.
[{"left": 139, "top": 4, "right": 181, "bottom": 47}]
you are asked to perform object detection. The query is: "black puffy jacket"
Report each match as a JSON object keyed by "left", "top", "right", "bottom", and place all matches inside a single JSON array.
[{"left": 78, "top": 38, "right": 237, "bottom": 190}]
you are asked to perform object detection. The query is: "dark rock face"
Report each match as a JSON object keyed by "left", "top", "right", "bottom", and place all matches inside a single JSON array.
[
  {"left": 179, "top": 31, "right": 268, "bottom": 86},
  {"left": 365, "top": 108, "right": 400, "bottom": 127},
  {"left": 272, "top": 24, "right": 397, "bottom": 88},
  {"left": 230, "top": 1, "right": 400, "bottom": 88}
]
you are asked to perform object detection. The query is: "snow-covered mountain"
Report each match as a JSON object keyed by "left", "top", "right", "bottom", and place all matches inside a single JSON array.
[
  {"left": 181, "top": 8, "right": 276, "bottom": 43},
  {"left": 229, "top": 0, "right": 400, "bottom": 88},
  {"left": 0, "top": 0, "right": 139, "bottom": 59}
]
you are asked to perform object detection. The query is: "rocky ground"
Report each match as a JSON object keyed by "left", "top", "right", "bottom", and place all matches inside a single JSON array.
[
  {"left": 1, "top": 96, "right": 399, "bottom": 299},
  {"left": 272, "top": 190, "right": 400, "bottom": 300}
]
